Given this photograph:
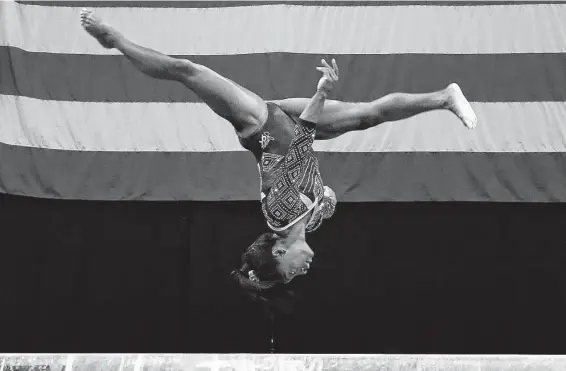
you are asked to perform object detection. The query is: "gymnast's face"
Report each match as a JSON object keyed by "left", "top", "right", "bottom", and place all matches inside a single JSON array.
[{"left": 273, "top": 241, "right": 314, "bottom": 283}]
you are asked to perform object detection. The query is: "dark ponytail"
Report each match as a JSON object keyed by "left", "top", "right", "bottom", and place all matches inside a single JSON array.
[{"left": 231, "top": 232, "right": 296, "bottom": 314}]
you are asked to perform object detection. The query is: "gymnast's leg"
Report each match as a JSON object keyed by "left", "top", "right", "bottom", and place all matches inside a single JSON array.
[
  {"left": 79, "top": 9, "right": 267, "bottom": 137},
  {"left": 273, "top": 83, "right": 477, "bottom": 140}
]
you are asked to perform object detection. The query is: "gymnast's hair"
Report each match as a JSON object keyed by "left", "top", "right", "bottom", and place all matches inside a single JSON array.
[{"left": 231, "top": 232, "right": 294, "bottom": 312}]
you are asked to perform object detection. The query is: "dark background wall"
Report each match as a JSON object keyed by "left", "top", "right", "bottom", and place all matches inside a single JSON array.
[{"left": 1, "top": 194, "right": 565, "bottom": 354}]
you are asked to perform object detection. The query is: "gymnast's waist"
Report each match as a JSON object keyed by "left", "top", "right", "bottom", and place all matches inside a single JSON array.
[
  {"left": 261, "top": 193, "right": 319, "bottom": 230},
  {"left": 260, "top": 186, "right": 324, "bottom": 229}
]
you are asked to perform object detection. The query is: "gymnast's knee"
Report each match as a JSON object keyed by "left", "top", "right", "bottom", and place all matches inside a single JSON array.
[
  {"left": 362, "top": 96, "right": 398, "bottom": 127},
  {"left": 356, "top": 101, "right": 384, "bottom": 130},
  {"left": 172, "top": 58, "right": 203, "bottom": 81}
]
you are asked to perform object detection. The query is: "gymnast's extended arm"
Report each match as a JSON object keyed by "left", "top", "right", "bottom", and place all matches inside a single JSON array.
[{"left": 299, "top": 59, "right": 339, "bottom": 124}]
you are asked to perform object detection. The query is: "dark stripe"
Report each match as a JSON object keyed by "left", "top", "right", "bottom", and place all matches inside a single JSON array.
[
  {"left": 1, "top": 142, "right": 565, "bottom": 202},
  {"left": 16, "top": 1, "right": 566, "bottom": 8},
  {"left": 3, "top": 47, "right": 565, "bottom": 102}
]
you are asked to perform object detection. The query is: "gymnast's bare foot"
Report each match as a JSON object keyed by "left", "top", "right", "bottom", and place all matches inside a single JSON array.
[
  {"left": 80, "top": 8, "right": 119, "bottom": 49},
  {"left": 446, "top": 83, "right": 477, "bottom": 129}
]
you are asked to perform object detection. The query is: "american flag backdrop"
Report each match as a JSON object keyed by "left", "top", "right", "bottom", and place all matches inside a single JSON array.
[{"left": 2, "top": 0, "right": 566, "bottom": 202}]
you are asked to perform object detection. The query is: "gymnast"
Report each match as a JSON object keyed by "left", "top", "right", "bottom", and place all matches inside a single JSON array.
[{"left": 80, "top": 9, "right": 477, "bottom": 297}]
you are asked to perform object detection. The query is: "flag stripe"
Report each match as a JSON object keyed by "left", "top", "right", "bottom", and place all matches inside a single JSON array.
[
  {"left": 4, "top": 2, "right": 566, "bottom": 55},
  {"left": 3, "top": 47, "right": 565, "bottom": 103},
  {"left": 2, "top": 95, "right": 565, "bottom": 153},
  {"left": 3, "top": 1, "right": 566, "bottom": 203},
  {"left": 15, "top": 1, "right": 566, "bottom": 7},
  {"left": 1, "top": 142, "right": 565, "bottom": 202}
]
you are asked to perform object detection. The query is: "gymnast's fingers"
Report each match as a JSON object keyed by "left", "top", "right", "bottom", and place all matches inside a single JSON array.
[
  {"left": 322, "top": 59, "right": 338, "bottom": 81},
  {"left": 321, "top": 59, "right": 335, "bottom": 76},
  {"left": 332, "top": 59, "right": 339, "bottom": 79}
]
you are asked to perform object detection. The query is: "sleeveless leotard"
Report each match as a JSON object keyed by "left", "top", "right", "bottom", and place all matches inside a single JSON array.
[{"left": 239, "top": 102, "right": 328, "bottom": 233}]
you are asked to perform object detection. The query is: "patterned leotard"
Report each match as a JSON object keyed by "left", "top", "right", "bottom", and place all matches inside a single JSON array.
[{"left": 239, "top": 102, "right": 332, "bottom": 233}]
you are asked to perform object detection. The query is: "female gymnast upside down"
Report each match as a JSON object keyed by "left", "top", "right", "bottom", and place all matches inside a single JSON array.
[{"left": 80, "top": 9, "right": 477, "bottom": 297}]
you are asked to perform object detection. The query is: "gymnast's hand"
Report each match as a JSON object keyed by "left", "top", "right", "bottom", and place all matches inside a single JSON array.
[{"left": 316, "top": 58, "right": 339, "bottom": 94}]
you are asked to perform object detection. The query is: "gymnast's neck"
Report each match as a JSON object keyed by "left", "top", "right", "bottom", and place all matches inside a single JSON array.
[{"left": 273, "top": 220, "right": 307, "bottom": 245}]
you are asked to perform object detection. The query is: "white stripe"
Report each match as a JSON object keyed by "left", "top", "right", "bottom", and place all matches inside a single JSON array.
[
  {"left": 2, "top": 2, "right": 566, "bottom": 54},
  {"left": 1, "top": 95, "right": 565, "bottom": 153}
]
